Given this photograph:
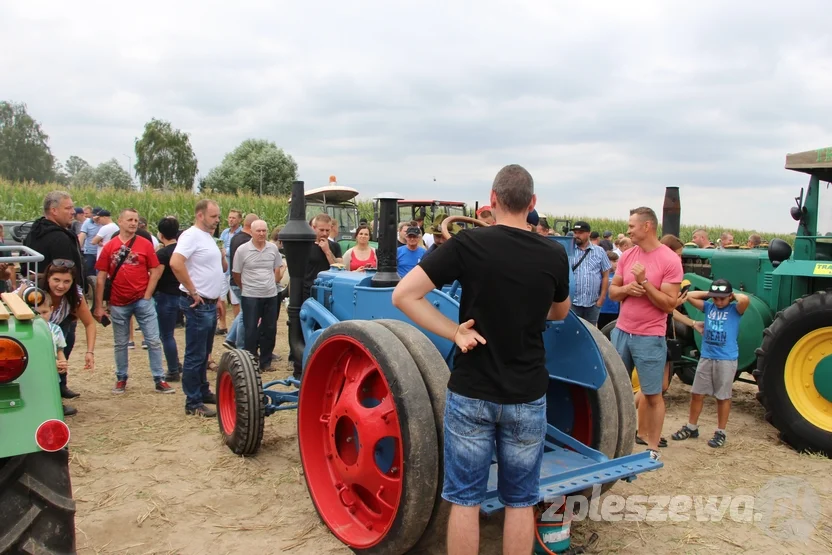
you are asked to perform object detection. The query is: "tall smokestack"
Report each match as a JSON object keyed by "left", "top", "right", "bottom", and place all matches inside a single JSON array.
[
  {"left": 372, "top": 193, "right": 403, "bottom": 288},
  {"left": 662, "top": 186, "right": 681, "bottom": 239},
  {"left": 278, "top": 181, "right": 316, "bottom": 366}
]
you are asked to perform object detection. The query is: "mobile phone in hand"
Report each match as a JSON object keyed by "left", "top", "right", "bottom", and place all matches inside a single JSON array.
[{"left": 101, "top": 315, "right": 111, "bottom": 327}]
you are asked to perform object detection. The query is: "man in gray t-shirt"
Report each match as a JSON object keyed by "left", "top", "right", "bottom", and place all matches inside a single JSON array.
[{"left": 231, "top": 220, "right": 285, "bottom": 370}]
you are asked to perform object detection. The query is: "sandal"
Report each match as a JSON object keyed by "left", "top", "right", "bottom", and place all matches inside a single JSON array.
[
  {"left": 635, "top": 434, "right": 667, "bottom": 448},
  {"left": 671, "top": 425, "right": 700, "bottom": 441},
  {"left": 708, "top": 430, "right": 726, "bottom": 448}
]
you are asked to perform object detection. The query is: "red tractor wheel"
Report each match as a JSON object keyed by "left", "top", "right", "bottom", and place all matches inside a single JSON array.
[
  {"left": 216, "top": 349, "right": 265, "bottom": 456},
  {"left": 298, "top": 321, "right": 438, "bottom": 555},
  {"left": 374, "top": 319, "right": 451, "bottom": 553}
]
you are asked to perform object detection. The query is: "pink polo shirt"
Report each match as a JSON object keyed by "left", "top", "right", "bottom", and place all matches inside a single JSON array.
[{"left": 616, "top": 244, "right": 683, "bottom": 336}]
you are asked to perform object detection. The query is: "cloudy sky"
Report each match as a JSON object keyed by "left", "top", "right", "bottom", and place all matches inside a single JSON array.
[{"left": 3, "top": 0, "right": 831, "bottom": 233}]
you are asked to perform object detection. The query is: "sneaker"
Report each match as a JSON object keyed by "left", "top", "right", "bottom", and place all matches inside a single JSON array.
[
  {"left": 113, "top": 380, "right": 127, "bottom": 394},
  {"left": 647, "top": 448, "right": 661, "bottom": 461},
  {"left": 202, "top": 392, "right": 217, "bottom": 404},
  {"left": 222, "top": 340, "right": 236, "bottom": 350},
  {"left": 671, "top": 425, "right": 700, "bottom": 441},
  {"left": 215, "top": 328, "right": 227, "bottom": 336},
  {"left": 127, "top": 341, "right": 136, "bottom": 349},
  {"left": 61, "top": 386, "right": 80, "bottom": 399},
  {"left": 164, "top": 372, "right": 181, "bottom": 382},
  {"left": 186, "top": 404, "right": 217, "bottom": 417},
  {"left": 155, "top": 381, "right": 175, "bottom": 394},
  {"left": 63, "top": 404, "right": 78, "bottom": 417},
  {"left": 708, "top": 430, "right": 726, "bottom": 448},
  {"left": 141, "top": 340, "right": 148, "bottom": 350}
]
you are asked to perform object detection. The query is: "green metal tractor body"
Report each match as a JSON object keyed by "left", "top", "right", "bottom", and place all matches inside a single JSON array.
[
  {"left": 0, "top": 246, "right": 76, "bottom": 552},
  {"left": 674, "top": 147, "right": 832, "bottom": 455}
]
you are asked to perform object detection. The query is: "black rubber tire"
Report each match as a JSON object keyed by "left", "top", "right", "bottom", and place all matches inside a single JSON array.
[
  {"left": 582, "top": 320, "right": 636, "bottom": 460},
  {"left": 299, "top": 320, "right": 438, "bottom": 555},
  {"left": 217, "top": 349, "right": 265, "bottom": 456},
  {"left": 600, "top": 320, "right": 617, "bottom": 341},
  {"left": 755, "top": 291, "right": 832, "bottom": 457},
  {"left": 674, "top": 362, "right": 697, "bottom": 386},
  {"left": 373, "top": 319, "right": 450, "bottom": 554},
  {"left": 0, "top": 449, "right": 76, "bottom": 554}
]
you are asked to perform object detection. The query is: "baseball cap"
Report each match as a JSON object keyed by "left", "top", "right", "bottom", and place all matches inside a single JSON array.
[
  {"left": 527, "top": 209, "right": 540, "bottom": 226},
  {"left": 476, "top": 205, "right": 492, "bottom": 217},
  {"left": 92, "top": 207, "right": 103, "bottom": 216},
  {"left": 590, "top": 231, "right": 600, "bottom": 239},
  {"left": 707, "top": 279, "right": 733, "bottom": 298},
  {"left": 405, "top": 226, "right": 421, "bottom": 236},
  {"left": 98, "top": 209, "right": 111, "bottom": 217},
  {"left": 572, "top": 221, "right": 591, "bottom": 233},
  {"left": 603, "top": 230, "right": 613, "bottom": 238},
  {"left": 74, "top": 207, "right": 84, "bottom": 214}
]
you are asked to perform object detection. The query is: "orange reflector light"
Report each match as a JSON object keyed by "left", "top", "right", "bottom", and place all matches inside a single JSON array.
[
  {"left": 36, "top": 419, "right": 70, "bottom": 452},
  {"left": 0, "top": 337, "right": 28, "bottom": 383}
]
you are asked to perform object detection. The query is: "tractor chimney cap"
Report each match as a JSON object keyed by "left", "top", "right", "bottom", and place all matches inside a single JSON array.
[{"left": 374, "top": 192, "right": 404, "bottom": 201}]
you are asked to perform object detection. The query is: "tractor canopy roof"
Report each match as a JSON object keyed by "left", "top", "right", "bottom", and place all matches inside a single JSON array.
[
  {"left": 397, "top": 200, "right": 467, "bottom": 206},
  {"left": 785, "top": 147, "right": 832, "bottom": 182}
]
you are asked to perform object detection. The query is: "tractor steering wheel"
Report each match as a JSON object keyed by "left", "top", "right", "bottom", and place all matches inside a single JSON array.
[{"left": 441, "top": 215, "right": 488, "bottom": 240}]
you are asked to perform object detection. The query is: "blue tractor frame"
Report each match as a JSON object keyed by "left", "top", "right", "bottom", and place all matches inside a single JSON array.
[{"left": 215, "top": 182, "right": 663, "bottom": 554}]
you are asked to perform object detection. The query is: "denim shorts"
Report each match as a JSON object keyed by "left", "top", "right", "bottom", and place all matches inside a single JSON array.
[
  {"left": 442, "top": 390, "right": 547, "bottom": 508},
  {"left": 611, "top": 328, "right": 667, "bottom": 395}
]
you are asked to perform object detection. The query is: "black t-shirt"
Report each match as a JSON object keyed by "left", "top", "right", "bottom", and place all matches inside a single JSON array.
[
  {"left": 155, "top": 243, "right": 181, "bottom": 296},
  {"left": 419, "top": 225, "right": 570, "bottom": 404},
  {"left": 229, "top": 231, "right": 252, "bottom": 270},
  {"left": 303, "top": 240, "right": 343, "bottom": 299}
]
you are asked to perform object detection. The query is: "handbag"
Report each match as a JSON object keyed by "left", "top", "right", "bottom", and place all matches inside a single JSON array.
[
  {"left": 571, "top": 248, "right": 592, "bottom": 272},
  {"left": 103, "top": 236, "right": 136, "bottom": 302},
  {"left": 666, "top": 314, "right": 682, "bottom": 361}
]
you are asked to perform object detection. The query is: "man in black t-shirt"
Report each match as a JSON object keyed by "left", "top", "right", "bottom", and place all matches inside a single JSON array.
[
  {"left": 393, "top": 164, "right": 571, "bottom": 554},
  {"left": 154, "top": 217, "right": 184, "bottom": 381}
]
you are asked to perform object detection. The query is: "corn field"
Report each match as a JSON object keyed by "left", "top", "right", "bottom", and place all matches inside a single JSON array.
[{"left": 0, "top": 180, "right": 793, "bottom": 245}]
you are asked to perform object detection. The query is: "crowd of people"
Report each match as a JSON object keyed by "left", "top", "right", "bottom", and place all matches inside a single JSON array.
[{"left": 0, "top": 183, "right": 753, "bottom": 554}]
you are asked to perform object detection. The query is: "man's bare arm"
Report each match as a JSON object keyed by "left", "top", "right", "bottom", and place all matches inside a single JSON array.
[
  {"left": 597, "top": 269, "right": 610, "bottom": 306},
  {"left": 170, "top": 253, "right": 196, "bottom": 295},
  {"left": 547, "top": 298, "right": 571, "bottom": 321},
  {"left": 643, "top": 282, "right": 680, "bottom": 313}
]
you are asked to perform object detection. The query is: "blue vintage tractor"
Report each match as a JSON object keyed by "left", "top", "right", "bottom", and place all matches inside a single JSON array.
[{"left": 215, "top": 182, "right": 662, "bottom": 554}]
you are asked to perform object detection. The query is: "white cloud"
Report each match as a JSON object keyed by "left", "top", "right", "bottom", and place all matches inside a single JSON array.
[{"left": 2, "top": 0, "right": 830, "bottom": 234}]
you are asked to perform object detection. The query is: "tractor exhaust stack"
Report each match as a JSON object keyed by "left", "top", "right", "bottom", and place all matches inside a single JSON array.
[
  {"left": 372, "top": 193, "right": 403, "bottom": 288},
  {"left": 279, "top": 180, "right": 316, "bottom": 368},
  {"left": 662, "top": 186, "right": 681, "bottom": 239}
]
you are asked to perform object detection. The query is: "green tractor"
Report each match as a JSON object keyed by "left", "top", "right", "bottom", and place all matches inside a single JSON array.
[
  {"left": 0, "top": 247, "right": 76, "bottom": 552},
  {"left": 671, "top": 147, "right": 832, "bottom": 456}
]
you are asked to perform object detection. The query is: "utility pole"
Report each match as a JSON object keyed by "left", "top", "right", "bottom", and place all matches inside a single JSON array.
[{"left": 122, "top": 154, "right": 135, "bottom": 189}]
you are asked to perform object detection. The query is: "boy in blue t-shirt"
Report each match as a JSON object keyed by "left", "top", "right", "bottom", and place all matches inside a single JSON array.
[{"left": 671, "top": 279, "right": 749, "bottom": 447}]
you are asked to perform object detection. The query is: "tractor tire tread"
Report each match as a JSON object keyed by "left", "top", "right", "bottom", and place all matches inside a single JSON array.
[
  {"left": 756, "top": 290, "right": 832, "bottom": 456},
  {"left": 0, "top": 450, "right": 76, "bottom": 554},
  {"left": 217, "top": 349, "right": 265, "bottom": 456}
]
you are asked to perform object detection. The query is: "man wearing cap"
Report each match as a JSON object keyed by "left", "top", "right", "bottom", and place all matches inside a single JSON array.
[
  {"left": 71, "top": 207, "right": 85, "bottom": 235},
  {"left": 536, "top": 218, "right": 551, "bottom": 237},
  {"left": 476, "top": 205, "right": 495, "bottom": 225},
  {"left": 423, "top": 214, "right": 460, "bottom": 258},
  {"left": 570, "top": 221, "right": 612, "bottom": 327},
  {"left": 397, "top": 225, "right": 426, "bottom": 277},
  {"left": 671, "top": 279, "right": 748, "bottom": 448}
]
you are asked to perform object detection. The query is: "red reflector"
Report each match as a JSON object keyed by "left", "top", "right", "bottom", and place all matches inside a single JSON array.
[
  {"left": 36, "top": 419, "right": 70, "bottom": 452},
  {"left": 0, "top": 337, "right": 28, "bottom": 383}
]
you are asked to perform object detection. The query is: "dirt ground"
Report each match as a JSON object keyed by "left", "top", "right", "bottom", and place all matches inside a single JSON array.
[{"left": 65, "top": 312, "right": 832, "bottom": 555}]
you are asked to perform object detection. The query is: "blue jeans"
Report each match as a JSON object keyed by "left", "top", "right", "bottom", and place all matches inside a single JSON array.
[
  {"left": 154, "top": 292, "right": 181, "bottom": 375},
  {"left": 58, "top": 318, "right": 77, "bottom": 389},
  {"left": 241, "top": 295, "right": 278, "bottom": 368},
  {"left": 226, "top": 284, "right": 245, "bottom": 345},
  {"left": 572, "top": 304, "right": 602, "bottom": 326},
  {"left": 110, "top": 299, "right": 164, "bottom": 382},
  {"left": 179, "top": 297, "right": 217, "bottom": 409},
  {"left": 442, "top": 390, "right": 547, "bottom": 508},
  {"left": 611, "top": 327, "right": 667, "bottom": 395}
]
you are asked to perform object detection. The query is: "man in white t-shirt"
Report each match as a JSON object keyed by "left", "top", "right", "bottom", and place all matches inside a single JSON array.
[
  {"left": 91, "top": 210, "right": 118, "bottom": 259},
  {"left": 170, "top": 199, "right": 226, "bottom": 417}
]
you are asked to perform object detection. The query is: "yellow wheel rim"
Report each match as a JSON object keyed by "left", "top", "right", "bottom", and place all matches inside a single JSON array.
[
  {"left": 784, "top": 327, "right": 832, "bottom": 432},
  {"left": 631, "top": 368, "right": 641, "bottom": 394}
]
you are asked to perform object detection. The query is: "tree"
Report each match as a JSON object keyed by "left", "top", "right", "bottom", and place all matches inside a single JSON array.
[
  {"left": 94, "top": 158, "right": 133, "bottom": 190},
  {"left": 65, "top": 155, "right": 90, "bottom": 178},
  {"left": 0, "top": 101, "right": 56, "bottom": 183},
  {"left": 202, "top": 139, "right": 298, "bottom": 196},
  {"left": 134, "top": 118, "right": 198, "bottom": 190}
]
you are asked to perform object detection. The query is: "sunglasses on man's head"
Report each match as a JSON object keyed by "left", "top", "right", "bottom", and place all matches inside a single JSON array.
[{"left": 711, "top": 284, "right": 728, "bottom": 292}]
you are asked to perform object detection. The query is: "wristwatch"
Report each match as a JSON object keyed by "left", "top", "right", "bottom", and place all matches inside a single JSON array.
[{"left": 640, "top": 279, "right": 649, "bottom": 286}]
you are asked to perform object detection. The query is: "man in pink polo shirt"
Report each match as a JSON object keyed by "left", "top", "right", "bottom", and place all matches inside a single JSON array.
[{"left": 609, "top": 206, "right": 683, "bottom": 459}]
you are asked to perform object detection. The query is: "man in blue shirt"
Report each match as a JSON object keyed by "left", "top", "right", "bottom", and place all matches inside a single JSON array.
[
  {"left": 397, "top": 226, "right": 426, "bottom": 277},
  {"left": 570, "top": 221, "right": 612, "bottom": 326},
  {"left": 671, "top": 279, "right": 749, "bottom": 448}
]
